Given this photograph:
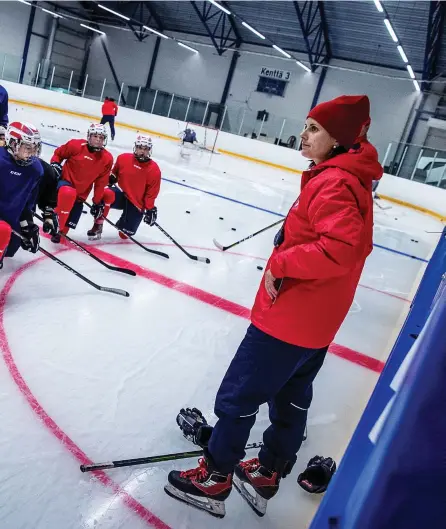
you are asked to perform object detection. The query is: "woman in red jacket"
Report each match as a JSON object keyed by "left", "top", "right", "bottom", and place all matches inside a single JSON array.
[{"left": 165, "top": 95, "right": 383, "bottom": 518}]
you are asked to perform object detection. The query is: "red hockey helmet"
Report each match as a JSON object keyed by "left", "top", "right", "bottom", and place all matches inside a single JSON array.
[{"left": 6, "top": 121, "right": 41, "bottom": 166}]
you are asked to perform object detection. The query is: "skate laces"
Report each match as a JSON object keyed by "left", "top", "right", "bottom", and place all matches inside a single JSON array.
[
  {"left": 240, "top": 458, "right": 260, "bottom": 472},
  {"left": 180, "top": 458, "right": 209, "bottom": 481}
]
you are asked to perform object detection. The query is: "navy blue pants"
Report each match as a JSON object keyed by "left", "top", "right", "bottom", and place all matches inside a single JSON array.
[
  {"left": 110, "top": 188, "right": 143, "bottom": 236},
  {"left": 100, "top": 115, "right": 115, "bottom": 140},
  {"left": 208, "top": 324, "right": 328, "bottom": 474}
]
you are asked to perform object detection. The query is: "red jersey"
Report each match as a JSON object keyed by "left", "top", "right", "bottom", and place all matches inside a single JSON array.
[
  {"left": 51, "top": 139, "right": 113, "bottom": 203},
  {"left": 251, "top": 149, "right": 383, "bottom": 349},
  {"left": 112, "top": 153, "right": 161, "bottom": 210},
  {"left": 102, "top": 100, "right": 118, "bottom": 116}
]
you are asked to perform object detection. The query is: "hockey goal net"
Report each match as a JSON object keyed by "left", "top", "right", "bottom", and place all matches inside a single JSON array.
[{"left": 185, "top": 122, "right": 219, "bottom": 153}]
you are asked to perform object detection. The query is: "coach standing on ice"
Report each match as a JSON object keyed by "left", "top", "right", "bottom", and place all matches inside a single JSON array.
[
  {"left": 0, "top": 83, "right": 8, "bottom": 128},
  {"left": 165, "top": 95, "right": 384, "bottom": 518}
]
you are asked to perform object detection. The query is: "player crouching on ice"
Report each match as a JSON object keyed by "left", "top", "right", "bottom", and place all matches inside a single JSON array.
[
  {"left": 87, "top": 135, "right": 161, "bottom": 240},
  {"left": 49, "top": 123, "right": 113, "bottom": 243},
  {"left": 0, "top": 122, "right": 43, "bottom": 268},
  {"left": 165, "top": 95, "right": 383, "bottom": 518}
]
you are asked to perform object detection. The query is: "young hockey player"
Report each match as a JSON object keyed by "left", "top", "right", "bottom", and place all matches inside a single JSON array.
[
  {"left": 36, "top": 158, "right": 60, "bottom": 236},
  {"left": 165, "top": 95, "right": 383, "bottom": 518},
  {"left": 49, "top": 123, "right": 113, "bottom": 243},
  {"left": 0, "top": 122, "right": 43, "bottom": 268},
  {"left": 100, "top": 97, "right": 118, "bottom": 141},
  {"left": 87, "top": 135, "right": 160, "bottom": 240}
]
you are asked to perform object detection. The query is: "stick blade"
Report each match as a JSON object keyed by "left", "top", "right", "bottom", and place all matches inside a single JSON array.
[
  {"left": 100, "top": 287, "right": 130, "bottom": 297},
  {"left": 196, "top": 256, "right": 211, "bottom": 264},
  {"left": 212, "top": 238, "right": 226, "bottom": 251}
]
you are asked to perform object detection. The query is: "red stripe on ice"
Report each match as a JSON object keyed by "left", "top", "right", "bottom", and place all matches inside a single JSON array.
[
  {"left": 0, "top": 255, "right": 172, "bottom": 529},
  {"left": 89, "top": 246, "right": 385, "bottom": 373}
]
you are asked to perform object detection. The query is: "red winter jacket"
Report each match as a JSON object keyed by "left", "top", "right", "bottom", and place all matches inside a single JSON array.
[
  {"left": 102, "top": 100, "right": 118, "bottom": 116},
  {"left": 353, "top": 137, "right": 383, "bottom": 181},
  {"left": 112, "top": 153, "right": 161, "bottom": 210},
  {"left": 251, "top": 149, "right": 383, "bottom": 349}
]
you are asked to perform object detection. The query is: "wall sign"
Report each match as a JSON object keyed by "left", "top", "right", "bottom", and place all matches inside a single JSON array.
[{"left": 259, "top": 67, "right": 291, "bottom": 81}]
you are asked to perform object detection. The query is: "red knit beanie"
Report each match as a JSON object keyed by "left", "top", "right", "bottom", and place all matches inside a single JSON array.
[{"left": 308, "top": 95, "right": 370, "bottom": 148}]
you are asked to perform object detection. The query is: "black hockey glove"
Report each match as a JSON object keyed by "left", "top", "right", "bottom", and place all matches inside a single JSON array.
[
  {"left": 90, "top": 201, "right": 105, "bottom": 219},
  {"left": 109, "top": 173, "right": 118, "bottom": 186},
  {"left": 20, "top": 223, "right": 40, "bottom": 254},
  {"left": 50, "top": 162, "right": 63, "bottom": 180},
  {"left": 143, "top": 207, "right": 157, "bottom": 227},
  {"left": 297, "top": 456, "right": 336, "bottom": 494},
  {"left": 42, "top": 207, "right": 59, "bottom": 236},
  {"left": 176, "top": 408, "right": 213, "bottom": 448}
]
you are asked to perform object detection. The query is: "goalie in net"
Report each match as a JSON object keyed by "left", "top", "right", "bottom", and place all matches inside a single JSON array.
[{"left": 178, "top": 123, "right": 219, "bottom": 154}]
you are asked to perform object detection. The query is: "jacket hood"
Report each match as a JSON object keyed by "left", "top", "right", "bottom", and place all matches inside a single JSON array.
[{"left": 301, "top": 147, "right": 383, "bottom": 191}]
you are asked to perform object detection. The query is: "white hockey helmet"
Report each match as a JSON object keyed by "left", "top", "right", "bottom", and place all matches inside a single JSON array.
[
  {"left": 6, "top": 121, "right": 41, "bottom": 166},
  {"left": 87, "top": 123, "right": 107, "bottom": 151},
  {"left": 133, "top": 134, "right": 153, "bottom": 162}
]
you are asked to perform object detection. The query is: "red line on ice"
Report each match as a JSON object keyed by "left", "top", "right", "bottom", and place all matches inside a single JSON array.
[
  {"left": 93, "top": 239, "right": 411, "bottom": 304},
  {"left": 0, "top": 255, "right": 172, "bottom": 529},
  {"left": 88, "top": 246, "right": 385, "bottom": 373}
]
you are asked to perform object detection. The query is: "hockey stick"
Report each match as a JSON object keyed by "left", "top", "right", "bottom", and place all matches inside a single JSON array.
[
  {"left": 154, "top": 222, "right": 211, "bottom": 264},
  {"left": 213, "top": 218, "right": 284, "bottom": 252},
  {"left": 12, "top": 229, "right": 129, "bottom": 298},
  {"left": 80, "top": 442, "right": 263, "bottom": 473},
  {"left": 84, "top": 201, "right": 169, "bottom": 259},
  {"left": 34, "top": 213, "right": 136, "bottom": 276},
  {"left": 373, "top": 198, "right": 392, "bottom": 211}
]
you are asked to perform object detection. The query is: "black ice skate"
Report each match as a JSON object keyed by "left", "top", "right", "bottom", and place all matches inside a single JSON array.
[
  {"left": 164, "top": 454, "right": 232, "bottom": 518},
  {"left": 51, "top": 232, "right": 61, "bottom": 244},
  {"left": 87, "top": 222, "right": 103, "bottom": 241},
  {"left": 233, "top": 458, "right": 281, "bottom": 517}
]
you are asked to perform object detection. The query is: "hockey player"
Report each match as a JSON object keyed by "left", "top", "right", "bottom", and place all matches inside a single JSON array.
[
  {"left": 36, "top": 158, "right": 60, "bottom": 236},
  {"left": 0, "top": 121, "right": 43, "bottom": 268},
  {"left": 100, "top": 97, "right": 118, "bottom": 141},
  {"left": 180, "top": 128, "right": 197, "bottom": 145},
  {"left": 87, "top": 135, "right": 160, "bottom": 240},
  {"left": 49, "top": 123, "right": 113, "bottom": 243},
  {"left": 165, "top": 95, "right": 383, "bottom": 518},
  {"left": 0, "top": 83, "right": 8, "bottom": 128},
  {"left": 0, "top": 125, "right": 6, "bottom": 146}
]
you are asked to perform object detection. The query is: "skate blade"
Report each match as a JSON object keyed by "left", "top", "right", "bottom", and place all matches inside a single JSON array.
[
  {"left": 88, "top": 234, "right": 102, "bottom": 241},
  {"left": 233, "top": 475, "right": 267, "bottom": 517},
  {"left": 164, "top": 484, "right": 226, "bottom": 519}
]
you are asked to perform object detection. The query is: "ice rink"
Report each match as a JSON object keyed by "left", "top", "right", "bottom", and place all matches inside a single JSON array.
[{"left": 0, "top": 102, "right": 444, "bottom": 529}]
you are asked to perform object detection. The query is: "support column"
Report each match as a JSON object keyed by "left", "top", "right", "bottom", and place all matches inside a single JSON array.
[
  {"left": 19, "top": 3, "right": 36, "bottom": 84},
  {"left": 146, "top": 37, "right": 161, "bottom": 89},
  {"left": 310, "top": 59, "right": 328, "bottom": 110},
  {"left": 40, "top": 15, "right": 58, "bottom": 87},
  {"left": 100, "top": 38, "right": 126, "bottom": 106},
  {"left": 78, "top": 35, "right": 92, "bottom": 93},
  {"left": 217, "top": 49, "right": 240, "bottom": 129}
]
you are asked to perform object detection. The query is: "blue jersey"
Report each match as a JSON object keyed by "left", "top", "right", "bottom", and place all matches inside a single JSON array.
[
  {"left": 0, "top": 147, "right": 43, "bottom": 229},
  {"left": 0, "top": 84, "right": 8, "bottom": 127}
]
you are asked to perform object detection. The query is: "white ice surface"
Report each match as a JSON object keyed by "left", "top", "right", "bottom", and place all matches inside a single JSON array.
[{"left": 0, "top": 104, "right": 444, "bottom": 529}]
